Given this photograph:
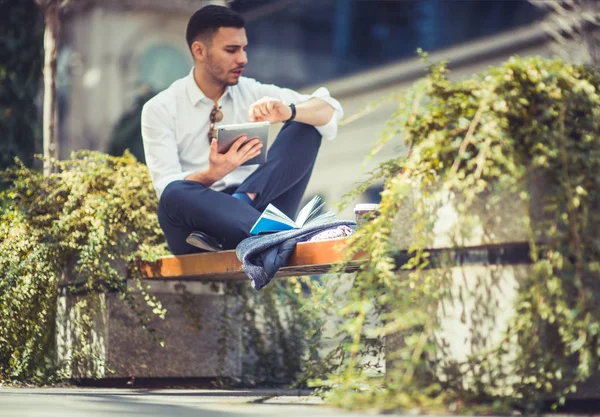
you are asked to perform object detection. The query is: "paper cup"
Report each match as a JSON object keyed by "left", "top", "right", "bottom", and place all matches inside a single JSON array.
[{"left": 354, "top": 203, "right": 380, "bottom": 226}]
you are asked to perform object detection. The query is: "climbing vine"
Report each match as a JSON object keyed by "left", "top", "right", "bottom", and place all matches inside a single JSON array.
[
  {"left": 305, "top": 55, "right": 600, "bottom": 412},
  {"left": 0, "top": 152, "right": 168, "bottom": 382}
]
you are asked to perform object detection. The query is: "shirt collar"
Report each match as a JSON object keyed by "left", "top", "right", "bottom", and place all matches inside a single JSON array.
[
  {"left": 185, "top": 68, "right": 206, "bottom": 106},
  {"left": 185, "top": 68, "right": 234, "bottom": 107}
]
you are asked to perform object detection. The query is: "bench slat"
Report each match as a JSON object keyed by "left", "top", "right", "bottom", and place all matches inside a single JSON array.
[{"left": 139, "top": 238, "right": 363, "bottom": 281}]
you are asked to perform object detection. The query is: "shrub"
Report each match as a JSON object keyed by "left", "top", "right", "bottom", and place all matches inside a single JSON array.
[
  {"left": 309, "top": 55, "right": 600, "bottom": 412},
  {"left": 0, "top": 151, "right": 168, "bottom": 383}
]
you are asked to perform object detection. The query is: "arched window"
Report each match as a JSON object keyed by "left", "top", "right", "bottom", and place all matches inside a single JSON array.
[{"left": 138, "top": 44, "right": 190, "bottom": 91}]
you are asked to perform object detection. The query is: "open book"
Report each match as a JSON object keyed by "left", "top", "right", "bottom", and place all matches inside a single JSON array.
[{"left": 250, "top": 195, "right": 336, "bottom": 235}]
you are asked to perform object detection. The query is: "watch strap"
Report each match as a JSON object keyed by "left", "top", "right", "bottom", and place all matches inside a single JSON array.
[{"left": 287, "top": 103, "right": 296, "bottom": 122}]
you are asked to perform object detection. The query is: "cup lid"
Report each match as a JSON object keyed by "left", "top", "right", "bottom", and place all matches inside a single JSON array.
[{"left": 354, "top": 203, "right": 380, "bottom": 212}]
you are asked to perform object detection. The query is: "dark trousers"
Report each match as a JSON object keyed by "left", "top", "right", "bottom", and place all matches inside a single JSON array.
[{"left": 157, "top": 122, "right": 322, "bottom": 255}]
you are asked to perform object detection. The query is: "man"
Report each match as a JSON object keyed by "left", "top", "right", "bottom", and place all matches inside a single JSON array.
[{"left": 141, "top": 5, "right": 343, "bottom": 255}]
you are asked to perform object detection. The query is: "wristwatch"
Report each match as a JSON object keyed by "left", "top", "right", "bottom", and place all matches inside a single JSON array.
[{"left": 286, "top": 103, "right": 296, "bottom": 122}]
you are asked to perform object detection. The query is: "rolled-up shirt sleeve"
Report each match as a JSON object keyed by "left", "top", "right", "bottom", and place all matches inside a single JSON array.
[
  {"left": 141, "top": 100, "right": 194, "bottom": 198},
  {"left": 253, "top": 81, "right": 343, "bottom": 140}
]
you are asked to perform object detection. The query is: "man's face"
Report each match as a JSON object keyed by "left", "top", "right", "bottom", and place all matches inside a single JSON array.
[{"left": 202, "top": 27, "right": 248, "bottom": 86}]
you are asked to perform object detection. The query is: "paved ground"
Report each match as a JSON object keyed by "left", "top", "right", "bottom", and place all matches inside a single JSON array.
[
  {"left": 0, "top": 388, "right": 402, "bottom": 417},
  {"left": 3, "top": 387, "right": 596, "bottom": 416}
]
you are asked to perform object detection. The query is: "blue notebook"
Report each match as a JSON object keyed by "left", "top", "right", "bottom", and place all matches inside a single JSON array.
[{"left": 250, "top": 196, "right": 336, "bottom": 235}]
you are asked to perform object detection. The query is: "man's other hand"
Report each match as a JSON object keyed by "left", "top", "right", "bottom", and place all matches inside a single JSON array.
[
  {"left": 248, "top": 96, "right": 292, "bottom": 123},
  {"left": 208, "top": 136, "right": 263, "bottom": 179}
]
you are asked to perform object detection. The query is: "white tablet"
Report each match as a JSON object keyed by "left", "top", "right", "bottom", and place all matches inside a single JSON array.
[{"left": 217, "top": 121, "right": 270, "bottom": 165}]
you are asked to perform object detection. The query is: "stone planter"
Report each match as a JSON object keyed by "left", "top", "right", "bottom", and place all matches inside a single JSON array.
[
  {"left": 384, "top": 175, "right": 600, "bottom": 398},
  {"left": 56, "top": 280, "right": 243, "bottom": 379}
]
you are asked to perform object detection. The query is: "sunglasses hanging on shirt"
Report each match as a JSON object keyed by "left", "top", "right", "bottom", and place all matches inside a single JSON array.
[{"left": 208, "top": 105, "right": 224, "bottom": 143}]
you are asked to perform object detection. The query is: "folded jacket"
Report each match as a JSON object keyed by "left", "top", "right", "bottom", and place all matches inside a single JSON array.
[{"left": 235, "top": 221, "right": 356, "bottom": 290}]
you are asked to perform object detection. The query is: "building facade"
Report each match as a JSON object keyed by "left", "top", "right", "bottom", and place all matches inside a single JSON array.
[{"left": 60, "top": 0, "right": 224, "bottom": 156}]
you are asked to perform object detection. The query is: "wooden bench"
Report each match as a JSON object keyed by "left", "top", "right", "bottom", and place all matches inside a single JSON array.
[
  {"left": 137, "top": 237, "right": 533, "bottom": 283},
  {"left": 139, "top": 237, "right": 365, "bottom": 282}
]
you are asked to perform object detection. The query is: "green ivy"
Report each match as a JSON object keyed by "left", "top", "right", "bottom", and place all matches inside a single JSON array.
[
  {"left": 305, "top": 55, "right": 600, "bottom": 412},
  {"left": 0, "top": 151, "right": 168, "bottom": 383},
  {"left": 233, "top": 278, "right": 324, "bottom": 386}
]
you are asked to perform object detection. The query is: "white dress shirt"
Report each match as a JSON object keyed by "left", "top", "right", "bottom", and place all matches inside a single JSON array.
[{"left": 141, "top": 69, "right": 344, "bottom": 199}]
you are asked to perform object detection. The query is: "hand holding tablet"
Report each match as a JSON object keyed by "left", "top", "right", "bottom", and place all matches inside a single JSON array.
[{"left": 217, "top": 121, "right": 270, "bottom": 166}]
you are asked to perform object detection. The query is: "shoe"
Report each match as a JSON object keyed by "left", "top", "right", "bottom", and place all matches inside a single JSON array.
[{"left": 186, "top": 231, "right": 224, "bottom": 252}]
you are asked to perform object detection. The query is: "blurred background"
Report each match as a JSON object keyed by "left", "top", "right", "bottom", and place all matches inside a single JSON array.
[{"left": 2, "top": 0, "right": 552, "bottom": 216}]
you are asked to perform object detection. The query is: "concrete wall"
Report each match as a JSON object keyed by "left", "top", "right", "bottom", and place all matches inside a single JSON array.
[{"left": 56, "top": 281, "right": 243, "bottom": 379}]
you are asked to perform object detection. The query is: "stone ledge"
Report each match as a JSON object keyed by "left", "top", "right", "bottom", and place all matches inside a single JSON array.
[{"left": 56, "top": 281, "right": 242, "bottom": 379}]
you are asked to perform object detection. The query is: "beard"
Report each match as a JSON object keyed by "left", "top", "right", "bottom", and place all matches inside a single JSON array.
[
  {"left": 225, "top": 76, "right": 240, "bottom": 86},
  {"left": 206, "top": 54, "right": 240, "bottom": 86}
]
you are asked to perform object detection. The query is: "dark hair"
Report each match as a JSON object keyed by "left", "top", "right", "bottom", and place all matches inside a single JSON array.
[{"left": 186, "top": 5, "right": 245, "bottom": 49}]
